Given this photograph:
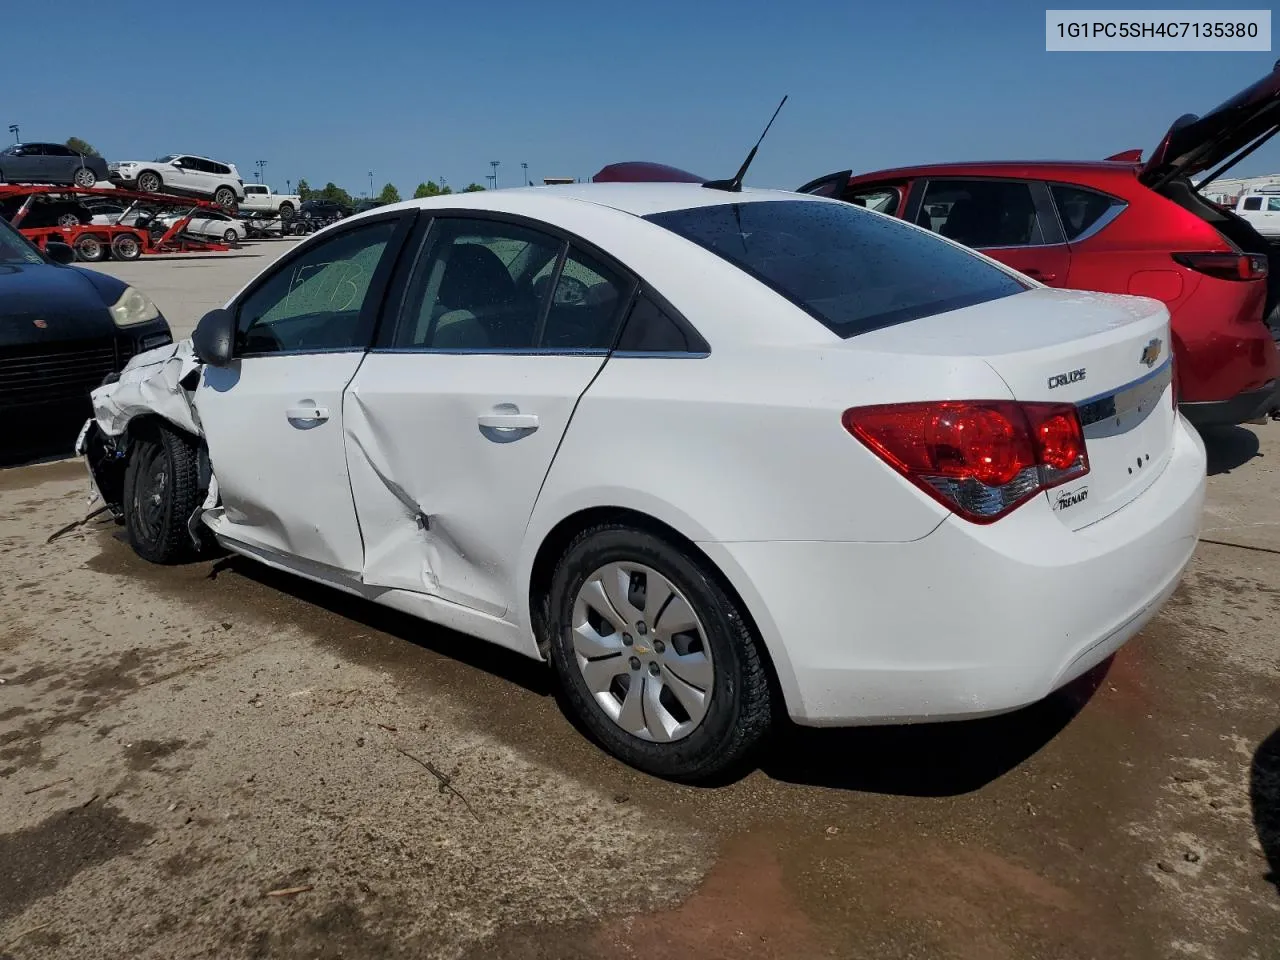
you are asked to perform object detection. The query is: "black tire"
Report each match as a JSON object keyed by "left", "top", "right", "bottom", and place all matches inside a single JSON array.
[
  {"left": 122, "top": 423, "right": 207, "bottom": 564},
  {"left": 213, "top": 187, "right": 236, "bottom": 209},
  {"left": 110, "top": 233, "right": 142, "bottom": 261},
  {"left": 278, "top": 202, "right": 294, "bottom": 221},
  {"left": 73, "top": 166, "right": 97, "bottom": 188},
  {"left": 222, "top": 228, "right": 238, "bottom": 244},
  {"left": 73, "top": 234, "right": 105, "bottom": 262},
  {"left": 547, "top": 523, "right": 773, "bottom": 781},
  {"left": 137, "top": 170, "right": 163, "bottom": 194}
]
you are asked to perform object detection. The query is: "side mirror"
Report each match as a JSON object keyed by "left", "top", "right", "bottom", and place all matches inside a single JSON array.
[
  {"left": 45, "top": 241, "right": 75, "bottom": 265},
  {"left": 192, "top": 308, "right": 235, "bottom": 367}
]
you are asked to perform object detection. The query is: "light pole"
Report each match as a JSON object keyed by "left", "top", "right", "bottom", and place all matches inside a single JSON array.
[
  {"left": 286, "top": 179, "right": 291, "bottom": 193},
  {"left": 486, "top": 174, "right": 496, "bottom": 190},
  {"left": 368, "top": 171, "right": 374, "bottom": 198},
  {"left": 7, "top": 124, "right": 18, "bottom": 143},
  {"left": 490, "top": 160, "right": 500, "bottom": 189},
  {"left": 521, "top": 162, "right": 529, "bottom": 186},
  {"left": 440, "top": 177, "right": 447, "bottom": 192}
]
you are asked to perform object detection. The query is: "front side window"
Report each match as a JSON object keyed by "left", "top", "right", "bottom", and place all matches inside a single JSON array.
[
  {"left": 848, "top": 187, "right": 900, "bottom": 215},
  {"left": 1267, "top": 197, "right": 1280, "bottom": 212},
  {"left": 394, "top": 218, "right": 564, "bottom": 350},
  {"left": 646, "top": 199, "right": 1027, "bottom": 340},
  {"left": 916, "top": 179, "right": 1044, "bottom": 248},
  {"left": 235, "top": 219, "right": 396, "bottom": 355},
  {"left": 1049, "top": 184, "right": 1125, "bottom": 241}
]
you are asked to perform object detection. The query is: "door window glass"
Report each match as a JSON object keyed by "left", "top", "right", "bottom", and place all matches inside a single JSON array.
[
  {"left": 236, "top": 219, "right": 396, "bottom": 355},
  {"left": 540, "top": 247, "right": 629, "bottom": 349},
  {"left": 1242, "top": 197, "right": 1263, "bottom": 211},
  {"left": 395, "top": 218, "right": 563, "bottom": 350},
  {"left": 849, "top": 188, "right": 900, "bottom": 215},
  {"left": 916, "top": 179, "right": 1044, "bottom": 247},
  {"left": 1267, "top": 198, "right": 1280, "bottom": 212}
]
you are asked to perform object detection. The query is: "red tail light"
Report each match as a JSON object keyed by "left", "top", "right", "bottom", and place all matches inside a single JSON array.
[
  {"left": 843, "top": 400, "right": 1089, "bottom": 523},
  {"left": 1172, "top": 252, "right": 1268, "bottom": 281}
]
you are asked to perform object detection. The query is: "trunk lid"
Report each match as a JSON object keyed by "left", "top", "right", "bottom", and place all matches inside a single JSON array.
[
  {"left": 1141, "top": 61, "right": 1280, "bottom": 187},
  {"left": 847, "top": 287, "right": 1176, "bottom": 530}
]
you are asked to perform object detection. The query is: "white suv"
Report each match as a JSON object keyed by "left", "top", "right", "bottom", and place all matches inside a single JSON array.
[{"left": 108, "top": 155, "right": 245, "bottom": 207}]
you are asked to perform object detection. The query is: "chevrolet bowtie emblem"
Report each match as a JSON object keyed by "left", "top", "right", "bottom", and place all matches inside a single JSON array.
[
  {"left": 32, "top": 318, "right": 47, "bottom": 329},
  {"left": 1140, "top": 337, "right": 1162, "bottom": 368}
]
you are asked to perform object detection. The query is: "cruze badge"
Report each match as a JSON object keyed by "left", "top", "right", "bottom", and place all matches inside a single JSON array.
[
  {"left": 1140, "top": 338, "right": 1162, "bottom": 368},
  {"left": 1047, "top": 368, "right": 1086, "bottom": 390}
]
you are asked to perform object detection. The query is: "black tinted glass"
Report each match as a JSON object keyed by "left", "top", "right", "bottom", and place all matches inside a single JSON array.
[
  {"left": 916, "top": 180, "right": 1043, "bottom": 247},
  {"left": 645, "top": 200, "right": 1026, "bottom": 339},
  {"left": 1050, "top": 184, "right": 1124, "bottom": 241}
]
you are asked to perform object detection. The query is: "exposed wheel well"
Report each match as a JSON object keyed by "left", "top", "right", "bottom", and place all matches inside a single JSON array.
[{"left": 527, "top": 506, "right": 785, "bottom": 703}]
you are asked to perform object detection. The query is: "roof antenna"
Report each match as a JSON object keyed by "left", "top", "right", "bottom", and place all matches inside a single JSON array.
[{"left": 703, "top": 95, "right": 788, "bottom": 193}]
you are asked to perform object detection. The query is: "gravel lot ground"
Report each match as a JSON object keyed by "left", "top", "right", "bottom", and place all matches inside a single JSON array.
[{"left": 1, "top": 251, "right": 1278, "bottom": 959}]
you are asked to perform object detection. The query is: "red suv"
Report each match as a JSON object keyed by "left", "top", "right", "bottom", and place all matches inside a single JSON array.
[
  {"left": 596, "top": 65, "right": 1280, "bottom": 426},
  {"left": 796, "top": 70, "right": 1280, "bottom": 427}
]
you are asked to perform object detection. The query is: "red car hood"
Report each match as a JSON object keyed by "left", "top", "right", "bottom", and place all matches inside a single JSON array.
[{"left": 1141, "top": 60, "right": 1280, "bottom": 186}]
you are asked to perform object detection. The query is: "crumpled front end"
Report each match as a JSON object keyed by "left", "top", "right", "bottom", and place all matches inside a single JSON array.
[
  {"left": 88, "top": 339, "right": 205, "bottom": 439},
  {"left": 75, "top": 339, "right": 207, "bottom": 515}
]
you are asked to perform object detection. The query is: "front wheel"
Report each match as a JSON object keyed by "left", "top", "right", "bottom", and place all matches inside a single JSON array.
[
  {"left": 137, "top": 170, "right": 163, "bottom": 194},
  {"left": 222, "top": 228, "right": 238, "bottom": 243},
  {"left": 122, "top": 424, "right": 208, "bottom": 564},
  {"left": 547, "top": 524, "right": 774, "bottom": 781}
]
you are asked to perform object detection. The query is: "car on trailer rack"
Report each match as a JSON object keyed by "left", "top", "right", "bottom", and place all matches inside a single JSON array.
[
  {"left": 0, "top": 143, "right": 110, "bottom": 188},
  {"left": 108, "top": 154, "right": 245, "bottom": 208},
  {"left": 0, "top": 215, "right": 171, "bottom": 452}
]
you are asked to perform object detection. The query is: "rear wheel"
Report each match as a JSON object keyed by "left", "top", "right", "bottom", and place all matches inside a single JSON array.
[
  {"left": 111, "top": 233, "right": 142, "bottom": 261},
  {"left": 123, "top": 424, "right": 207, "bottom": 564},
  {"left": 278, "top": 202, "right": 295, "bottom": 221},
  {"left": 73, "top": 234, "right": 104, "bottom": 262},
  {"left": 213, "top": 187, "right": 236, "bottom": 209},
  {"left": 73, "top": 166, "right": 97, "bottom": 188},
  {"left": 547, "top": 523, "right": 774, "bottom": 781},
  {"left": 137, "top": 170, "right": 163, "bottom": 194}
]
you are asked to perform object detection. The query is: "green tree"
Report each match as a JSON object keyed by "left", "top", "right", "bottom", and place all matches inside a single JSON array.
[
  {"left": 318, "top": 182, "right": 354, "bottom": 207},
  {"left": 296, "top": 178, "right": 312, "bottom": 200},
  {"left": 463, "top": 183, "right": 486, "bottom": 192},
  {"left": 414, "top": 180, "right": 442, "bottom": 198},
  {"left": 377, "top": 182, "right": 401, "bottom": 204},
  {"left": 65, "top": 137, "right": 99, "bottom": 157}
]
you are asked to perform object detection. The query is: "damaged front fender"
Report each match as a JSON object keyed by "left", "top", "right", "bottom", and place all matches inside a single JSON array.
[{"left": 76, "top": 339, "right": 210, "bottom": 525}]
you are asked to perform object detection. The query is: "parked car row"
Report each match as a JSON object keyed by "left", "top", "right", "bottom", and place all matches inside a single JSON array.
[{"left": 595, "top": 61, "right": 1280, "bottom": 428}]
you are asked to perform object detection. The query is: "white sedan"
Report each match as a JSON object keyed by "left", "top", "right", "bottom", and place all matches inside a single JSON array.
[
  {"left": 79, "top": 183, "right": 1206, "bottom": 780},
  {"left": 159, "top": 210, "right": 247, "bottom": 243}
]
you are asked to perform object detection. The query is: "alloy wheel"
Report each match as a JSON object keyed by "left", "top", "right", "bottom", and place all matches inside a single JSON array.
[{"left": 571, "top": 562, "right": 714, "bottom": 742}]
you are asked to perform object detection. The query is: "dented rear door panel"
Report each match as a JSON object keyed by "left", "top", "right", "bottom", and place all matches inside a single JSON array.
[{"left": 344, "top": 353, "right": 607, "bottom": 616}]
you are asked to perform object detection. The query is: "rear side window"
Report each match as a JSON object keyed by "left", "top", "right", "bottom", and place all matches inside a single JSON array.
[
  {"left": 1050, "top": 184, "right": 1125, "bottom": 241},
  {"left": 916, "top": 179, "right": 1044, "bottom": 247},
  {"left": 645, "top": 199, "right": 1027, "bottom": 339},
  {"left": 616, "top": 295, "right": 709, "bottom": 354},
  {"left": 1242, "top": 197, "right": 1263, "bottom": 211}
]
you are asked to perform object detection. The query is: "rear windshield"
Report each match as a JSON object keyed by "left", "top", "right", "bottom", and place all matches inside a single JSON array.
[{"left": 645, "top": 199, "right": 1027, "bottom": 338}]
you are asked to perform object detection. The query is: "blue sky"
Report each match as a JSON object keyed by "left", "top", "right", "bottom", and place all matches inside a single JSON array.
[{"left": 11, "top": 0, "right": 1279, "bottom": 195}]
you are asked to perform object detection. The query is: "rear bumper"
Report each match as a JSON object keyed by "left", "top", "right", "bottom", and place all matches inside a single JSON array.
[
  {"left": 704, "top": 415, "right": 1207, "bottom": 726},
  {"left": 1179, "top": 379, "right": 1278, "bottom": 426}
]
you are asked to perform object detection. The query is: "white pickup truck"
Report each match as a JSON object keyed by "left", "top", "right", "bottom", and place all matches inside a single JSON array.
[
  {"left": 238, "top": 184, "right": 301, "bottom": 221},
  {"left": 1233, "top": 189, "right": 1280, "bottom": 239}
]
